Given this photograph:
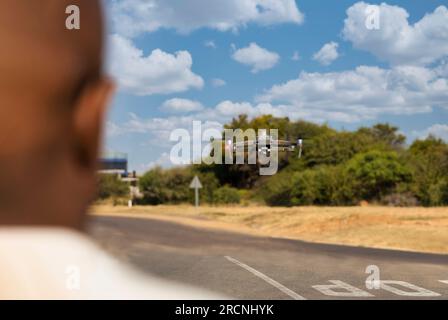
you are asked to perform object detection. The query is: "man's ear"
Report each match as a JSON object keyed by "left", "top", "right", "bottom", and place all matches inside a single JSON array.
[{"left": 73, "top": 78, "right": 115, "bottom": 171}]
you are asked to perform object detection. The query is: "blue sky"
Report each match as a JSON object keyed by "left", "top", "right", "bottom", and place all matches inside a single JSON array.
[{"left": 104, "top": 0, "right": 448, "bottom": 172}]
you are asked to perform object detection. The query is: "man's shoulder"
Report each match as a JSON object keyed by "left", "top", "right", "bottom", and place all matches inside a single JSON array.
[{"left": 0, "top": 227, "right": 224, "bottom": 300}]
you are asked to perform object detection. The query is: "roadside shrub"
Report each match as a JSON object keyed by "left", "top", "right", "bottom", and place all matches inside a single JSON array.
[
  {"left": 97, "top": 174, "right": 129, "bottom": 200},
  {"left": 138, "top": 166, "right": 220, "bottom": 205},
  {"left": 138, "top": 167, "right": 192, "bottom": 205},
  {"left": 260, "top": 171, "right": 294, "bottom": 206},
  {"left": 427, "top": 179, "right": 448, "bottom": 206},
  {"left": 290, "top": 170, "right": 319, "bottom": 205},
  {"left": 213, "top": 186, "right": 241, "bottom": 204},
  {"left": 289, "top": 165, "right": 354, "bottom": 206},
  {"left": 345, "top": 150, "right": 412, "bottom": 201},
  {"left": 407, "top": 137, "right": 448, "bottom": 206}
]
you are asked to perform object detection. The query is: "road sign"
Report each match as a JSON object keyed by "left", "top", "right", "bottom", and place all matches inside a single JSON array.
[{"left": 189, "top": 176, "right": 203, "bottom": 207}]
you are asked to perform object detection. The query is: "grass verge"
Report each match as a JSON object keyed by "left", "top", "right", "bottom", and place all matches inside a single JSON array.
[{"left": 90, "top": 205, "right": 448, "bottom": 254}]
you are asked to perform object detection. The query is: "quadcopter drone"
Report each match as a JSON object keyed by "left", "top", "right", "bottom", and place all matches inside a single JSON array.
[{"left": 212, "top": 135, "right": 304, "bottom": 159}]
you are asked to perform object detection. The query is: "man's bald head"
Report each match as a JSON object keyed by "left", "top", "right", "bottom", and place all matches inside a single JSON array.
[
  {"left": 0, "top": 0, "right": 113, "bottom": 228},
  {"left": 0, "top": 0, "right": 103, "bottom": 150},
  {"left": 0, "top": 0, "right": 103, "bottom": 93}
]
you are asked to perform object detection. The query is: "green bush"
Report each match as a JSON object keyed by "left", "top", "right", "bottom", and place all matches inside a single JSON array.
[
  {"left": 261, "top": 165, "right": 353, "bottom": 206},
  {"left": 427, "top": 178, "right": 448, "bottom": 206},
  {"left": 97, "top": 174, "right": 129, "bottom": 200},
  {"left": 259, "top": 171, "right": 294, "bottom": 206},
  {"left": 213, "top": 186, "right": 241, "bottom": 204},
  {"left": 345, "top": 150, "right": 412, "bottom": 201},
  {"left": 407, "top": 137, "right": 448, "bottom": 206},
  {"left": 289, "top": 170, "right": 319, "bottom": 205},
  {"left": 138, "top": 166, "right": 220, "bottom": 205},
  {"left": 260, "top": 151, "right": 414, "bottom": 206},
  {"left": 138, "top": 167, "right": 192, "bottom": 205}
]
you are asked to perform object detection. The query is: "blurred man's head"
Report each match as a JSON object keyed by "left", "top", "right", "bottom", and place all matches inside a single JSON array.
[{"left": 0, "top": 0, "right": 113, "bottom": 228}]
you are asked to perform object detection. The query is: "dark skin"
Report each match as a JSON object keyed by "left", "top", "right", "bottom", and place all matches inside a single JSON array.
[{"left": 0, "top": 0, "right": 114, "bottom": 229}]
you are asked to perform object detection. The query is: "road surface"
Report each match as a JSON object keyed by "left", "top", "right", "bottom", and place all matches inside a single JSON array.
[{"left": 88, "top": 215, "right": 448, "bottom": 299}]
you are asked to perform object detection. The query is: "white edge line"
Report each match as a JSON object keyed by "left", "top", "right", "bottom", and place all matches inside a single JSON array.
[{"left": 224, "top": 256, "right": 306, "bottom": 300}]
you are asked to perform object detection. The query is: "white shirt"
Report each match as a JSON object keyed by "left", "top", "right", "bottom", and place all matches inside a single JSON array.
[{"left": 0, "top": 227, "right": 223, "bottom": 300}]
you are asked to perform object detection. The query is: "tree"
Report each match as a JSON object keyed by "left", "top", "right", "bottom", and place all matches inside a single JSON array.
[
  {"left": 218, "top": 115, "right": 334, "bottom": 188},
  {"left": 304, "top": 131, "right": 373, "bottom": 167},
  {"left": 345, "top": 150, "right": 412, "bottom": 201},
  {"left": 357, "top": 123, "right": 406, "bottom": 150},
  {"left": 225, "top": 114, "right": 250, "bottom": 130},
  {"left": 407, "top": 137, "right": 448, "bottom": 206}
]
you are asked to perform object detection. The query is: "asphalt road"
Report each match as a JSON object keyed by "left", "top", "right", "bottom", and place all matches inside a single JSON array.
[{"left": 88, "top": 215, "right": 448, "bottom": 300}]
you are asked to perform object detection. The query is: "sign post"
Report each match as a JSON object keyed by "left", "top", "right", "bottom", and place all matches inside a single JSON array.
[
  {"left": 298, "top": 139, "right": 303, "bottom": 159},
  {"left": 189, "top": 176, "right": 203, "bottom": 207}
]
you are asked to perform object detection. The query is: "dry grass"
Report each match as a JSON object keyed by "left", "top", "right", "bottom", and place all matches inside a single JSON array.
[{"left": 90, "top": 205, "right": 448, "bottom": 254}]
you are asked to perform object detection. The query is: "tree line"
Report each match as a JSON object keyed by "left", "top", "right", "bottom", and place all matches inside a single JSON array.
[{"left": 98, "top": 115, "right": 448, "bottom": 207}]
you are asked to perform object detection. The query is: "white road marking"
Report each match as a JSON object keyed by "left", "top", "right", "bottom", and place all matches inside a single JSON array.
[
  {"left": 224, "top": 256, "right": 306, "bottom": 300},
  {"left": 313, "top": 280, "right": 373, "bottom": 297},
  {"left": 379, "top": 281, "right": 441, "bottom": 297}
]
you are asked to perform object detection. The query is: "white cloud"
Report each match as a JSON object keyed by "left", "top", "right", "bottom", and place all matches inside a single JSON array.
[
  {"left": 257, "top": 64, "right": 448, "bottom": 122},
  {"left": 107, "top": 34, "right": 204, "bottom": 95},
  {"left": 343, "top": 2, "right": 448, "bottom": 66},
  {"left": 208, "top": 100, "right": 362, "bottom": 123},
  {"left": 122, "top": 113, "right": 188, "bottom": 136},
  {"left": 232, "top": 43, "right": 280, "bottom": 73},
  {"left": 211, "top": 78, "right": 227, "bottom": 87},
  {"left": 110, "top": 0, "right": 304, "bottom": 37},
  {"left": 313, "top": 42, "right": 339, "bottom": 66},
  {"left": 413, "top": 124, "right": 448, "bottom": 142},
  {"left": 204, "top": 40, "right": 217, "bottom": 49},
  {"left": 138, "top": 152, "right": 173, "bottom": 172},
  {"left": 105, "top": 121, "right": 124, "bottom": 137},
  {"left": 291, "top": 51, "right": 301, "bottom": 61},
  {"left": 110, "top": 102, "right": 283, "bottom": 145},
  {"left": 215, "top": 101, "right": 254, "bottom": 116},
  {"left": 212, "top": 101, "right": 288, "bottom": 119},
  {"left": 110, "top": 63, "right": 448, "bottom": 133},
  {"left": 116, "top": 112, "right": 223, "bottom": 138},
  {"left": 161, "top": 98, "right": 204, "bottom": 113}
]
